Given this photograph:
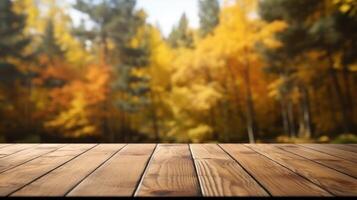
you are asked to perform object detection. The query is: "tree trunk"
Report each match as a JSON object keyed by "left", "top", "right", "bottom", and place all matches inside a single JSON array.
[
  {"left": 209, "top": 107, "right": 218, "bottom": 141},
  {"left": 227, "top": 65, "right": 246, "bottom": 137},
  {"left": 327, "top": 84, "right": 339, "bottom": 126},
  {"left": 25, "top": 69, "right": 32, "bottom": 133},
  {"left": 119, "top": 111, "right": 127, "bottom": 142},
  {"left": 243, "top": 63, "right": 257, "bottom": 143},
  {"left": 281, "top": 96, "right": 290, "bottom": 136},
  {"left": 298, "top": 84, "right": 312, "bottom": 138},
  {"left": 342, "top": 65, "right": 354, "bottom": 130},
  {"left": 242, "top": 47, "right": 259, "bottom": 143},
  {"left": 327, "top": 53, "right": 350, "bottom": 133},
  {"left": 202, "top": 66, "right": 218, "bottom": 141},
  {"left": 287, "top": 100, "right": 296, "bottom": 138},
  {"left": 100, "top": 31, "right": 114, "bottom": 142},
  {"left": 150, "top": 91, "right": 160, "bottom": 142}
]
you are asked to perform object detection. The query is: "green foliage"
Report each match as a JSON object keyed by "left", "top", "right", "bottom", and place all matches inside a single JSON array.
[
  {"left": 199, "top": 0, "right": 220, "bottom": 37},
  {"left": 40, "top": 19, "right": 65, "bottom": 58},
  {"left": 0, "top": 0, "right": 30, "bottom": 85},
  {"left": 332, "top": 134, "right": 357, "bottom": 144},
  {"left": 168, "top": 14, "right": 194, "bottom": 48},
  {"left": 0, "top": 0, "right": 32, "bottom": 142}
]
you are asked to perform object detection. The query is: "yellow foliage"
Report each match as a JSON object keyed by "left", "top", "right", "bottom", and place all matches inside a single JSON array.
[
  {"left": 39, "top": 63, "right": 110, "bottom": 138},
  {"left": 159, "top": 0, "right": 288, "bottom": 142},
  {"left": 45, "top": 92, "right": 98, "bottom": 137},
  {"left": 188, "top": 124, "right": 213, "bottom": 143},
  {"left": 14, "top": 0, "right": 93, "bottom": 66}
]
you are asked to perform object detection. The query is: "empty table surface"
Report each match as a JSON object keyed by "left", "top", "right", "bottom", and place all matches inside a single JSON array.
[{"left": 0, "top": 143, "right": 356, "bottom": 197}]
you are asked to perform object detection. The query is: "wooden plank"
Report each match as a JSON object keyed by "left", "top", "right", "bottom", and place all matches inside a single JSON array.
[
  {"left": 135, "top": 144, "right": 200, "bottom": 197},
  {"left": 0, "top": 144, "right": 66, "bottom": 173},
  {"left": 323, "top": 144, "right": 357, "bottom": 153},
  {"left": 68, "top": 144, "right": 155, "bottom": 197},
  {"left": 0, "top": 144, "right": 14, "bottom": 157},
  {"left": 246, "top": 144, "right": 357, "bottom": 196},
  {"left": 0, "top": 144, "right": 13, "bottom": 150},
  {"left": 11, "top": 144, "right": 125, "bottom": 197},
  {"left": 277, "top": 144, "right": 357, "bottom": 178},
  {"left": 220, "top": 144, "right": 330, "bottom": 196},
  {"left": 0, "top": 144, "right": 96, "bottom": 196},
  {"left": 190, "top": 144, "right": 268, "bottom": 197},
  {"left": 301, "top": 144, "right": 357, "bottom": 163},
  {"left": 0, "top": 144, "right": 39, "bottom": 158}
]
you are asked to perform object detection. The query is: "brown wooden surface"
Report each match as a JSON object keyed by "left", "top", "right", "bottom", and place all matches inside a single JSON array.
[
  {"left": 135, "top": 144, "right": 200, "bottom": 197},
  {"left": 69, "top": 144, "right": 154, "bottom": 197},
  {"left": 301, "top": 144, "right": 357, "bottom": 163},
  {"left": 0, "top": 144, "right": 95, "bottom": 196},
  {"left": 191, "top": 144, "right": 268, "bottom": 196},
  {"left": 0, "top": 144, "right": 356, "bottom": 197},
  {"left": 247, "top": 144, "right": 357, "bottom": 196},
  {"left": 323, "top": 144, "right": 357, "bottom": 153},
  {"left": 276, "top": 144, "right": 357, "bottom": 178},
  {"left": 0, "top": 144, "right": 65, "bottom": 173},
  {"left": 12, "top": 144, "right": 125, "bottom": 196},
  {"left": 0, "top": 144, "right": 39, "bottom": 159},
  {"left": 220, "top": 144, "right": 331, "bottom": 196}
]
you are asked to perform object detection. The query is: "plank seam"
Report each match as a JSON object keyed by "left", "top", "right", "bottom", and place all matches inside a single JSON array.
[
  {"left": 133, "top": 144, "right": 158, "bottom": 197},
  {"left": 7, "top": 144, "right": 99, "bottom": 197},
  {"left": 188, "top": 144, "right": 203, "bottom": 197},
  {"left": 242, "top": 144, "right": 334, "bottom": 196},
  {"left": 217, "top": 144, "right": 272, "bottom": 197},
  {"left": 297, "top": 144, "right": 357, "bottom": 164},
  {"left": 63, "top": 144, "right": 128, "bottom": 197},
  {"left": 0, "top": 144, "right": 68, "bottom": 174},
  {"left": 130, "top": 144, "right": 158, "bottom": 197},
  {"left": 275, "top": 145, "right": 357, "bottom": 179}
]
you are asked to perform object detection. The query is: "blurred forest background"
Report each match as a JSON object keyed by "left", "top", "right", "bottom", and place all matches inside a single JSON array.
[{"left": 0, "top": 0, "right": 356, "bottom": 143}]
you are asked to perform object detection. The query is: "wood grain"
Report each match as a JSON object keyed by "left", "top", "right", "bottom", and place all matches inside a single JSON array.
[
  {"left": 321, "top": 144, "right": 357, "bottom": 153},
  {"left": 300, "top": 144, "right": 357, "bottom": 163},
  {"left": 135, "top": 144, "right": 200, "bottom": 197},
  {"left": 220, "top": 144, "right": 330, "bottom": 196},
  {"left": 246, "top": 144, "right": 357, "bottom": 196},
  {"left": 277, "top": 144, "right": 357, "bottom": 178},
  {"left": 0, "top": 143, "right": 355, "bottom": 197},
  {"left": 68, "top": 144, "right": 155, "bottom": 197},
  {"left": 0, "top": 144, "right": 95, "bottom": 196},
  {"left": 0, "top": 144, "right": 13, "bottom": 150},
  {"left": 190, "top": 144, "right": 268, "bottom": 197},
  {"left": 0, "top": 144, "right": 66, "bottom": 173},
  {"left": 0, "top": 144, "right": 39, "bottom": 158},
  {"left": 12, "top": 144, "right": 125, "bottom": 196}
]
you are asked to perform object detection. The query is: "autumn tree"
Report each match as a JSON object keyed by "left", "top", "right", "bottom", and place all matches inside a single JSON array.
[
  {"left": 135, "top": 25, "right": 174, "bottom": 141},
  {"left": 75, "top": 0, "right": 151, "bottom": 142},
  {"left": 259, "top": 0, "right": 318, "bottom": 138},
  {"left": 259, "top": 0, "right": 357, "bottom": 137},
  {"left": 163, "top": 0, "right": 286, "bottom": 143},
  {"left": 308, "top": 0, "right": 357, "bottom": 134},
  {"left": 212, "top": 0, "right": 286, "bottom": 143}
]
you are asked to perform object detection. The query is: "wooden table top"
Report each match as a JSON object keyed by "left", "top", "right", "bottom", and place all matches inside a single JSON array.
[{"left": 0, "top": 143, "right": 356, "bottom": 197}]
